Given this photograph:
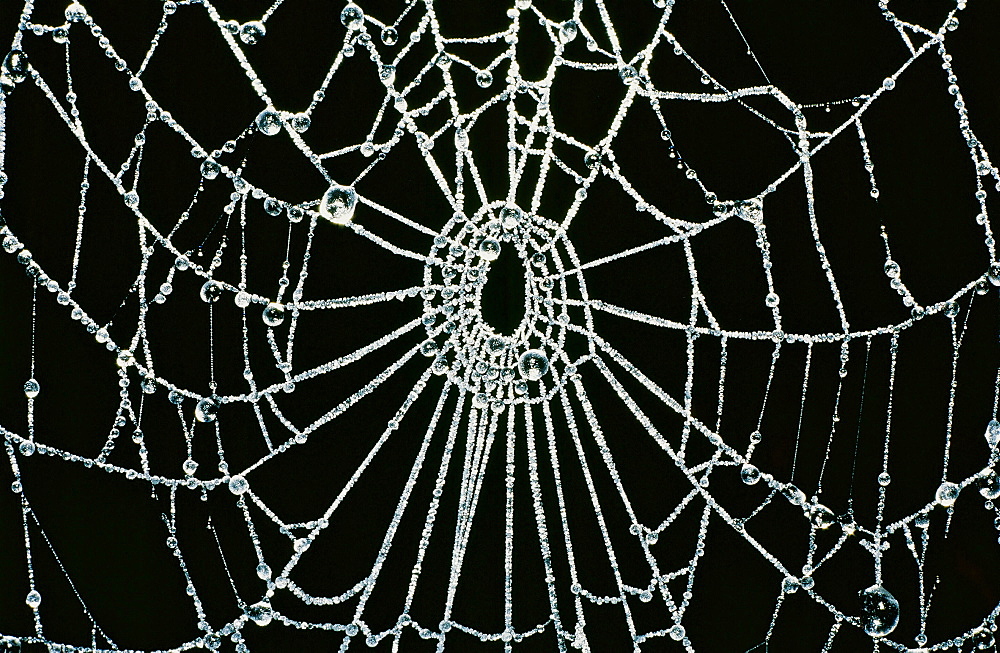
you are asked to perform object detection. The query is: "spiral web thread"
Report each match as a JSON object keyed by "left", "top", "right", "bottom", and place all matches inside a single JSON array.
[{"left": 1, "top": 0, "right": 1000, "bottom": 651}]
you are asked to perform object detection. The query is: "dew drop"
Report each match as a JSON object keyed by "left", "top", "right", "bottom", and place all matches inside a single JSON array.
[
  {"left": 248, "top": 601, "right": 272, "bottom": 626},
  {"left": 19, "top": 440, "right": 35, "bottom": 457},
  {"left": 25, "top": 590, "right": 41, "bottom": 609},
  {"left": 877, "top": 471, "right": 890, "bottom": 486},
  {"left": 255, "top": 109, "right": 282, "bottom": 136},
  {"left": 319, "top": 184, "right": 357, "bottom": 224},
  {"left": 935, "top": 481, "right": 959, "bottom": 507},
  {"left": 117, "top": 350, "right": 135, "bottom": 368},
  {"left": 740, "top": 463, "right": 760, "bottom": 485},
  {"left": 264, "top": 198, "right": 283, "bottom": 216},
  {"left": 234, "top": 291, "right": 251, "bottom": 308},
  {"left": 944, "top": 301, "right": 959, "bottom": 318},
  {"left": 883, "top": 260, "right": 899, "bottom": 278},
  {"left": 340, "top": 3, "right": 364, "bottom": 30},
  {"left": 499, "top": 205, "right": 521, "bottom": 230},
  {"left": 195, "top": 396, "right": 219, "bottom": 423},
  {"left": 200, "top": 158, "right": 221, "bottom": 180},
  {"left": 478, "top": 238, "right": 501, "bottom": 261},
  {"left": 986, "top": 419, "right": 1000, "bottom": 448},
  {"left": 518, "top": 350, "right": 549, "bottom": 381},
  {"left": 977, "top": 468, "right": 1000, "bottom": 500},
  {"left": 2, "top": 50, "right": 29, "bottom": 84},
  {"left": 379, "top": 64, "right": 396, "bottom": 86},
  {"left": 475, "top": 70, "right": 493, "bottom": 88},
  {"left": 65, "top": 2, "right": 87, "bottom": 22},
  {"left": 810, "top": 503, "right": 835, "bottom": 529},
  {"left": 182, "top": 458, "right": 198, "bottom": 475},
  {"left": 781, "top": 483, "right": 806, "bottom": 505},
  {"left": 454, "top": 128, "right": 469, "bottom": 152},
  {"left": 619, "top": 65, "right": 639, "bottom": 84},
  {"left": 989, "top": 261, "right": 1000, "bottom": 286},
  {"left": 124, "top": 191, "right": 139, "bottom": 208},
  {"left": 765, "top": 292, "right": 779, "bottom": 308},
  {"left": 559, "top": 20, "right": 578, "bottom": 44},
  {"left": 290, "top": 113, "right": 310, "bottom": 133},
  {"left": 23, "top": 378, "right": 39, "bottom": 399},
  {"left": 859, "top": 585, "right": 899, "bottom": 637},
  {"left": 239, "top": 21, "right": 265, "bottom": 45},
  {"left": 262, "top": 302, "right": 285, "bottom": 327},
  {"left": 882, "top": 77, "right": 895, "bottom": 91},
  {"left": 668, "top": 624, "right": 685, "bottom": 641},
  {"left": 228, "top": 474, "right": 249, "bottom": 495},
  {"left": 381, "top": 26, "right": 398, "bottom": 45},
  {"left": 200, "top": 280, "right": 223, "bottom": 303},
  {"left": 256, "top": 562, "right": 272, "bottom": 580}
]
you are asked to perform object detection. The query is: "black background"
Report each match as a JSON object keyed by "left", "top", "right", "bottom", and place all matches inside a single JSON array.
[{"left": 1, "top": 1, "right": 999, "bottom": 651}]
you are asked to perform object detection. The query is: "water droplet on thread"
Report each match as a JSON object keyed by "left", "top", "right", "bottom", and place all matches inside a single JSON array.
[
  {"left": 341, "top": 3, "right": 364, "bottom": 30},
  {"left": 239, "top": 21, "right": 265, "bottom": 45},
  {"left": 986, "top": 419, "right": 1000, "bottom": 448},
  {"left": 228, "top": 475, "right": 248, "bottom": 495},
  {"left": 195, "top": 397, "right": 219, "bottom": 423},
  {"left": 935, "top": 481, "right": 959, "bottom": 507},
  {"left": 262, "top": 303, "right": 285, "bottom": 327},
  {"left": 319, "top": 185, "right": 357, "bottom": 224},
  {"left": 255, "top": 109, "right": 282, "bottom": 136},
  {"left": 977, "top": 468, "right": 1000, "bottom": 500},
  {"left": 65, "top": 2, "right": 87, "bottom": 22},
  {"left": 740, "top": 463, "right": 760, "bottom": 485},
  {"left": 200, "top": 280, "right": 223, "bottom": 303},
  {"left": 23, "top": 378, "right": 40, "bottom": 398},
  {"left": 559, "top": 20, "right": 578, "bottom": 44},
  {"left": 2, "top": 50, "right": 29, "bottom": 84},
  {"left": 248, "top": 601, "right": 273, "bottom": 626},
  {"left": 518, "top": 350, "right": 549, "bottom": 381},
  {"left": 859, "top": 585, "right": 899, "bottom": 637},
  {"left": 478, "top": 238, "right": 501, "bottom": 261},
  {"left": 810, "top": 503, "right": 835, "bottom": 529},
  {"left": 290, "top": 113, "right": 310, "bottom": 133}
]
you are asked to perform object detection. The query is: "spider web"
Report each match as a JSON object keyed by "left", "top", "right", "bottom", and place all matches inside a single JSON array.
[{"left": 1, "top": 0, "right": 999, "bottom": 651}]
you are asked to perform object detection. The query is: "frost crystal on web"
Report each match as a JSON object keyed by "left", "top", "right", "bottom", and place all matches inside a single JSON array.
[{"left": 1, "top": 0, "right": 999, "bottom": 652}]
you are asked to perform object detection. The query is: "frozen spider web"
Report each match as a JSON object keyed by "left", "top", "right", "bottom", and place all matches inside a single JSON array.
[{"left": 1, "top": 0, "right": 1000, "bottom": 651}]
